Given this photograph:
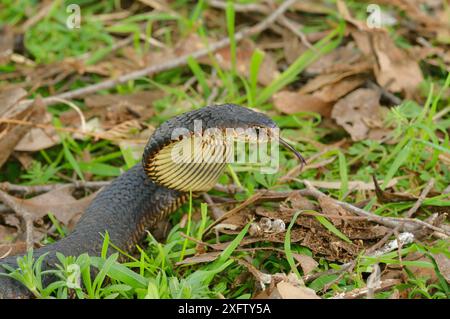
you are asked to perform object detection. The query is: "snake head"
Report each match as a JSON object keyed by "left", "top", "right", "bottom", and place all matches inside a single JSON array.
[{"left": 143, "top": 104, "right": 305, "bottom": 192}]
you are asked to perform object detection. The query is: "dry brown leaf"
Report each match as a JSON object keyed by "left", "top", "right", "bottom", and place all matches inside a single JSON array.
[
  {"left": 303, "top": 179, "right": 398, "bottom": 191},
  {"left": 0, "top": 242, "right": 27, "bottom": 259},
  {"left": 176, "top": 251, "right": 221, "bottom": 265},
  {"left": 15, "top": 110, "right": 60, "bottom": 152},
  {"left": 299, "top": 61, "right": 372, "bottom": 95},
  {"left": 433, "top": 253, "right": 450, "bottom": 283},
  {"left": 60, "top": 91, "right": 162, "bottom": 129},
  {"left": 318, "top": 195, "right": 351, "bottom": 226},
  {"left": 370, "top": 30, "right": 424, "bottom": 93},
  {"left": 372, "top": 176, "right": 418, "bottom": 203},
  {"left": 275, "top": 281, "right": 321, "bottom": 299},
  {"left": 0, "top": 186, "right": 96, "bottom": 225},
  {"left": 282, "top": 31, "right": 306, "bottom": 65},
  {"left": 336, "top": 0, "right": 368, "bottom": 30},
  {"left": 0, "top": 225, "right": 17, "bottom": 243},
  {"left": 0, "top": 26, "right": 14, "bottom": 64},
  {"left": 0, "top": 92, "right": 46, "bottom": 168},
  {"left": 292, "top": 253, "right": 318, "bottom": 275},
  {"left": 285, "top": 192, "right": 317, "bottom": 211},
  {"left": 331, "top": 88, "right": 389, "bottom": 141},
  {"left": 273, "top": 91, "right": 332, "bottom": 117},
  {"left": 84, "top": 91, "right": 163, "bottom": 110},
  {"left": 313, "top": 74, "right": 367, "bottom": 103},
  {"left": 256, "top": 273, "right": 320, "bottom": 299},
  {"left": 337, "top": 0, "right": 423, "bottom": 94},
  {"left": 3, "top": 214, "right": 20, "bottom": 230},
  {"left": 213, "top": 39, "right": 279, "bottom": 86},
  {"left": 15, "top": 127, "right": 60, "bottom": 152},
  {"left": 292, "top": 0, "right": 334, "bottom": 15},
  {"left": 306, "top": 43, "right": 364, "bottom": 74},
  {"left": 0, "top": 87, "right": 27, "bottom": 118}
]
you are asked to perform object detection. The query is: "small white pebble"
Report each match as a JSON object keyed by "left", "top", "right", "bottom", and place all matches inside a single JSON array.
[{"left": 271, "top": 219, "right": 286, "bottom": 233}]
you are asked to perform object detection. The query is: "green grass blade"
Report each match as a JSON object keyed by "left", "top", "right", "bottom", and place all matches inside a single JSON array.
[
  {"left": 315, "top": 215, "right": 352, "bottom": 244},
  {"left": 285, "top": 211, "right": 302, "bottom": 279},
  {"left": 256, "top": 22, "right": 344, "bottom": 105}
]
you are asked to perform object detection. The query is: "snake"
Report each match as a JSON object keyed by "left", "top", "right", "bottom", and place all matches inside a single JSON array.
[{"left": 0, "top": 104, "right": 304, "bottom": 298}]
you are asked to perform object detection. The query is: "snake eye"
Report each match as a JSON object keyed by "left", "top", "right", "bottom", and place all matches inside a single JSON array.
[{"left": 144, "top": 132, "right": 232, "bottom": 192}]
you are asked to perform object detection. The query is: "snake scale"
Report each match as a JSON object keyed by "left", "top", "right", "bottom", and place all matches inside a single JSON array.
[{"left": 0, "top": 104, "right": 300, "bottom": 298}]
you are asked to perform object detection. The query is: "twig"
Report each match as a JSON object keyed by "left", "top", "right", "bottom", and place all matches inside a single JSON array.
[
  {"left": 0, "top": 181, "right": 110, "bottom": 195},
  {"left": 405, "top": 178, "right": 435, "bottom": 218},
  {"left": 207, "top": 0, "right": 314, "bottom": 49},
  {"left": 0, "top": 181, "right": 241, "bottom": 196},
  {"left": 367, "top": 80, "right": 402, "bottom": 106},
  {"left": 0, "top": 118, "right": 147, "bottom": 143},
  {"left": 202, "top": 191, "right": 264, "bottom": 236},
  {"left": 202, "top": 193, "right": 226, "bottom": 220},
  {"left": 365, "top": 178, "right": 437, "bottom": 254},
  {"left": 17, "top": 0, "right": 298, "bottom": 109},
  {"left": 277, "top": 14, "right": 314, "bottom": 50},
  {"left": 331, "top": 279, "right": 401, "bottom": 299},
  {"left": 212, "top": 183, "right": 244, "bottom": 194},
  {"left": 303, "top": 181, "right": 449, "bottom": 236}
]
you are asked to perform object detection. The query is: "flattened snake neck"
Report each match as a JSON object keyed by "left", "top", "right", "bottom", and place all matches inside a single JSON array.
[{"left": 0, "top": 104, "right": 298, "bottom": 298}]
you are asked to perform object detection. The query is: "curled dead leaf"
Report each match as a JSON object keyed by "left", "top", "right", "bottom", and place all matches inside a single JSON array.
[
  {"left": 0, "top": 186, "right": 96, "bottom": 226},
  {"left": 273, "top": 91, "right": 332, "bottom": 117},
  {"left": 0, "top": 92, "right": 46, "bottom": 168},
  {"left": 331, "top": 88, "right": 390, "bottom": 141}
]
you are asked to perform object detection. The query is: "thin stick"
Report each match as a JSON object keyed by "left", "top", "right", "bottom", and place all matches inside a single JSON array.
[
  {"left": 303, "top": 181, "right": 449, "bottom": 236},
  {"left": 207, "top": 0, "right": 314, "bottom": 49},
  {"left": 0, "top": 181, "right": 240, "bottom": 196},
  {"left": 331, "top": 279, "right": 401, "bottom": 299},
  {"left": 202, "top": 193, "right": 226, "bottom": 220},
  {"left": 17, "top": 0, "right": 298, "bottom": 108},
  {"left": 365, "top": 178, "right": 436, "bottom": 254},
  {"left": 202, "top": 191, "right": 264, "bottom": 236},
  {"left": 405, "top": 178, "right": 435, "bottom": 218}
]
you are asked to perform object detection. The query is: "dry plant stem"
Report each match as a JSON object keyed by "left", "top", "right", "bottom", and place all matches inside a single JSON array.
[
  {"left": 203, "top": 191, "right": 265, "bottom": 236},
  {"left": 318, "top": 180, "right": 436, "bottom": 293},
  {"left": 19, "top": 1, "right": 53, "bottom": 32},
  {"left": 277, "top": 14, "right": 314, "bottom": 49},
  {"left": 303, "top": 181, "right": 449, "bottom": 236},
  {"left": 365, "top": 178, "right": 436, "bottom": 254},
  {"left": 0, "top": 181, "right": 236, "bottom": 196},
  {"left": 322, "top": 261, "right": 356, "bottom": 292},
  {"left": 0, "top": 181, "right": 110, "bottom": 195},
  {"left": 0, "top": 118, "right": 147, "bottom": 143},
  {"left": 331, "top": 279, "right": 401, "bottom": 299},
  {"left": 17, "top": 0, "right": 298, "bottom": 109},
  {"left": 207, "top": 0, "right": 314, "bottom": 49},
  {"left": 202, "top": 193, "right": 226, "bottom": 220},
  {"left": 212, "top": 183, "right": 244, "bottom": 194},
  {"left": 367, "top": 80, "right": 402, "bottom": 105},
  {"left": 0, "top": 190, "right": 34, "bottom": 250},
  {"left": 405, "top": 178, "right": 435, "bottom": 218}
]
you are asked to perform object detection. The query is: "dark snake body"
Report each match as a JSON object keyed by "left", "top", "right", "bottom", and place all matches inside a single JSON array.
[{"left": 0, "top": 104, "right": 277, "bottom": 298}]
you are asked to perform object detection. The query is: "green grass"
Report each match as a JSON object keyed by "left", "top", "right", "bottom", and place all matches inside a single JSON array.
[{"left": 0, "top": 0, "right": 449, "bottom": 299}]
